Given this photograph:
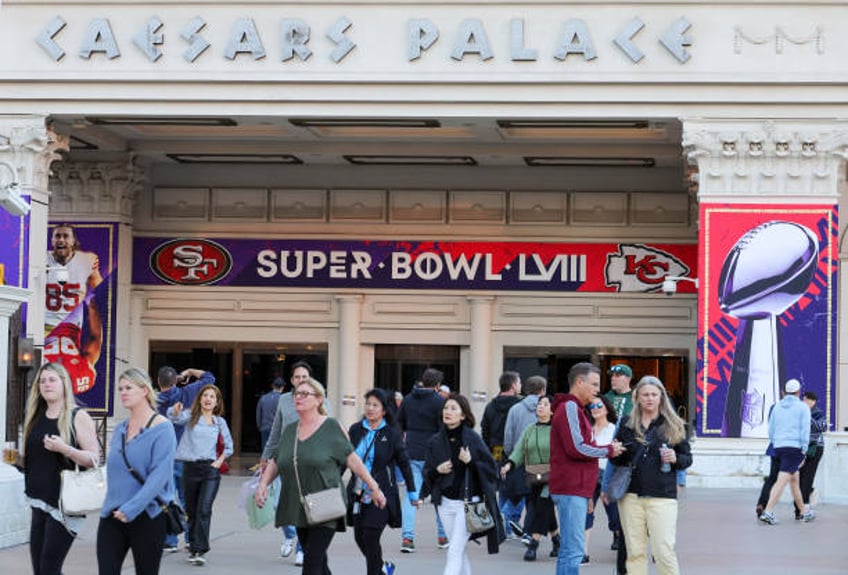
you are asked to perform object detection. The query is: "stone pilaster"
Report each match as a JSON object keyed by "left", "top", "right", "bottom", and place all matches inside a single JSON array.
[{"left": 0, "top": 116, "right": 68, "bottom": 342}]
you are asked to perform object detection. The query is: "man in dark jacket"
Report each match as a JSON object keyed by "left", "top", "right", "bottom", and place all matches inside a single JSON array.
[
  {"left": 797, "top": 390, "right": 827, "bottom": 519},
  {"left": 398, "top": 368, "right": 447, "bottom": 552},
  {"left": 481, "top": 372, "right": 523, "bottom": 540}
]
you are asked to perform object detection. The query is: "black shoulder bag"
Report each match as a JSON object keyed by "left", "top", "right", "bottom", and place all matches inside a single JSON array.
[{"left": 120, "top": 413, "right": 186, "bottom": 535}]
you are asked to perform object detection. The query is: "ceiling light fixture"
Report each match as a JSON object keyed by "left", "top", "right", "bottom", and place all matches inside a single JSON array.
[
  {"left": 166, "top": 153, "right": 302, "bottom": 164},
  {"left": 525, "top": 156, "right": 655, "bottom": 167},
  {"left": 498, "top": 120, "right": 650, "bottom": 130},
  {"left": 344, "top": 155, "right": 476, "bottom": 166},
  {"left": 291, "top": 119, "right": 440, "bottom": 128},
  {"left": 86, "top": 117, "right": 237, "bottom": 127}
]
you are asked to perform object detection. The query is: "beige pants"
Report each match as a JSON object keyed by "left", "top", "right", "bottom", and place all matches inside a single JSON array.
[{"left": 619, "top": 494, "right": 680, "bottom": 575}]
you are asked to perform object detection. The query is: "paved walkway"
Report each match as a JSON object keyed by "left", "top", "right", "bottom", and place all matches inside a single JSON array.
[{"left": 5, "top": 472, "right": 848, "bottom": 574}]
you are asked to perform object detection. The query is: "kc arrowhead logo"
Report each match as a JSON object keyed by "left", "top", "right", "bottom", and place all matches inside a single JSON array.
[{"left": 605, "top": 244, "right": 690, "bottom": 292}]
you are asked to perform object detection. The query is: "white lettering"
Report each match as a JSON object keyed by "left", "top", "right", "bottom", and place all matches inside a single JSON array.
[
  {"left": 350, "top": 251, "right": 372, "bottom": 279},
  {"left": 329, "top": 251, "right": 346, "bottom": 278},
  {"left": 256, "top": 249, "right": 277, "bottom": 278},
  {"left": 279, "top": 250, "right": 303, "bottom": 278},
  {"left": 392, "top": 252, "right": 412, "bottom": 279},
  {"left": 306, "top": 251, "right": 327, "bottom": 277},
  {"left": 484, "top": 253, "right": 502, "bottom": 280},
  {"left": 414, "top": 252, "right": 443, "bottom": 280},
  {"left": 443, "top": 253, "right": 482, "bottom": 280}
]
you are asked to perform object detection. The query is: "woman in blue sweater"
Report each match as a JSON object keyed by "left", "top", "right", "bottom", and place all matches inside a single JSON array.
[
  {"left": 98, "top": 367, "right": 176, "bottom": 575},
  {"left": 167, "top": 384, "right": 233, "bottom": 565}
]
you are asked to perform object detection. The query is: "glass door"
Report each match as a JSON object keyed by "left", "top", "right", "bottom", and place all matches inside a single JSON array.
[{"left": 374, "top": 345, "right": 460, "bottom": 395}]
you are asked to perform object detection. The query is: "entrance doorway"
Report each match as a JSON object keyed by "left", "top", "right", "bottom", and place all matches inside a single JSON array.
[
  {"left": 503, "top": 347, "right": 690, "bottom": 422},
  {"left": 504, "top": 347, "right": 592, "bottom": 394},
  {"left": 374, "top": 345, "right": 460, "bottom": 396},
  {"left": 149, "top": 342, "right": 327, "bottom": 457}
]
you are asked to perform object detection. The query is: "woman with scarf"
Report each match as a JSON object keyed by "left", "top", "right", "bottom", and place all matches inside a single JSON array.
[{"left": 346, "top": 389, "right": 416, "bottom": 575}]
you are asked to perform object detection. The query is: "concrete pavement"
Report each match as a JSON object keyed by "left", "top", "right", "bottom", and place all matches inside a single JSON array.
[{"left": 4, "top": 470, "right": 848, "bottom": 574}]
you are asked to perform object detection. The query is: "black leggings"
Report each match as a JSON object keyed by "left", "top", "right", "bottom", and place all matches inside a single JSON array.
[
  {"left": 97, "top": 512, "right": 167, "bottom": 575},
  {"left": 296, "top": 526, "right": 336, "bottom": 575},
  {"left": 29, "top": 507, "right": 75, "bottom": 575},
  {"left": 354, "top": 523, "right": 387, "bottom": 575}
]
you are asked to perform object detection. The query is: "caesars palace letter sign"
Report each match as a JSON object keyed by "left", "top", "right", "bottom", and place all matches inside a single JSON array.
[{"left": 35, "top": 15, "right": 693, "bottom": 64}]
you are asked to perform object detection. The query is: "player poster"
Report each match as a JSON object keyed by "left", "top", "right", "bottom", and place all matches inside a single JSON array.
[{"left": 45, "top": 222, "right": 117, "bottom": 415}]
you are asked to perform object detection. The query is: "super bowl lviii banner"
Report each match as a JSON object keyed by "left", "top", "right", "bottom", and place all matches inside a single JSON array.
[
  {"left": 45, "top": 222, "right": 117, "bottom": 415},
  {"left": 697, "top": 204, "right": 837, "bottom": 438}
]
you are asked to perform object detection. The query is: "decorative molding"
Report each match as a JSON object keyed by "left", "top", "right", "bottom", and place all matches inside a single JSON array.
[
  {"left": 733, "top": 26, "right": 824, "bottom": 55},
  {"left": 0, "top": 117, "right": 69, "bottom": 203},
  {"left": 682, "top": 120, "right": 848, "bottom": 199},
  {"left": 50, "top": 158, "right": 147, "bottom": 219}
]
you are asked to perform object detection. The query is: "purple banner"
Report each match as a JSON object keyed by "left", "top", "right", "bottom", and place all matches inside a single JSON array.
[
  {"left": 45, "top": 222, "right": 118, "bottom": 415},
  {"left": 133, "top": 237, "right": 699, "bottom": 293},
  {"left": 0, "top": 208, "right": 28, "bottom": 288}
]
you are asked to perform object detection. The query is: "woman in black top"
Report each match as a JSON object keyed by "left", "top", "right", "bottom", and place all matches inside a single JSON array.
[
  {"left": 23, "top": 362, "right": 101, "bottom": 575},
  {"left": 346, "top": 389, "right": 416, "bottom": 575},
  {"left": 424, "top": 393, "right": 501, "bottom": 575},
  {"left": 610, "top": 376, "right": 692, "bottom": 575}
]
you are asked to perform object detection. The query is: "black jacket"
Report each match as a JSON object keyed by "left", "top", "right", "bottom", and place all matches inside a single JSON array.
[
  {"left": 610, "top": 415, "right": 692, "bottom": 499},
  {"left": 481, "top": 395, "right": 522, "bottom": 450},
  {"left": 398, "top": 387, "right": 444, "bottom": 459},
  {"left": 346, "top": 420, "right": 416, "bottom": 529},
  {"left": 423, "top": 425, "right": 502, "bottom": 554}
]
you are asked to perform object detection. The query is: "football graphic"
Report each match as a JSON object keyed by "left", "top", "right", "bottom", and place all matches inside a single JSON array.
[{"left": 718, "top": 221, "right": 818, "bottom": 438}]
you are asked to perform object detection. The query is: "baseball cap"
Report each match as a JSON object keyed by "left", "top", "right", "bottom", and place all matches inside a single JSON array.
[
  {"left": 784, "top": 379, "right": 801, "bottom": 393},
  {"left": 608, "top": 364, "right": 633, "bottom": 378}
]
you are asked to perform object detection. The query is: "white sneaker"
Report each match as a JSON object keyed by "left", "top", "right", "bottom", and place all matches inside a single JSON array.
[
  {"left": 294, "top": 551, "right": 304, "bottom": 566},
  {"left": 280, "top": 538, "right": 295, "bottom": 558}
]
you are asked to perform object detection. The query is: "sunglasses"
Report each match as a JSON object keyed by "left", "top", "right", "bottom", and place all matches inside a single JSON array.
[
  {"left": 293, "top": 390, "right": 319, "bottom": 399},
  {"left": 588, "top": 402, "right": 605, "bottom": 410}
]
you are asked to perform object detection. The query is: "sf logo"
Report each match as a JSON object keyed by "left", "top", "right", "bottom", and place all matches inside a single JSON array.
[
  {"left": 623, "top": 254, "right": 669, "bottom": 284},
  {"left": 172, "top": 244, "right": 220, "bottom": 281}
]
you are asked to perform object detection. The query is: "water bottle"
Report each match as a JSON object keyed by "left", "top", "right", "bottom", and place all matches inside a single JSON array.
[{"left": 660, "top": 443, "right": 671, "bottom": 473}]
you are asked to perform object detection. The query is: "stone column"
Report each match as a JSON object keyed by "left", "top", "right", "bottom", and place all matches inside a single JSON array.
[
  {"left": 0, "top": 286, "right": 30, "bottom": 549},
  {"left": 336, "top": 295, "right": 363, "bottom": 427},
  {"left": 682, "top": 119, "right": 848, "bottom": 489},
  {"left": 0, "top": 116, "right": 68, "bottom": 345},
  {"left": 468, "top": 296, "right": 494, "bottom": 420}
]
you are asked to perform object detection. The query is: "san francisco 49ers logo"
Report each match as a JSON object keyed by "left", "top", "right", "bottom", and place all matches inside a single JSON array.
[
  {"left": 150, "top": 239, "right": 232, "bottom": 285},
  {"left": 605, "top": 244, "right": 690, "bottom": 292}
]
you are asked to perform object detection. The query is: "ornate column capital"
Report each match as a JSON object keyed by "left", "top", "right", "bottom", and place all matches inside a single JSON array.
[
  {"left": 50, "top": 158, "right": 148, "bottom": 220},
  {"left": 682, "top": 119, "right": 848, "bottom": 201},
  {"left": 0, "top": 116, "right": 69, "bottom": 205}
]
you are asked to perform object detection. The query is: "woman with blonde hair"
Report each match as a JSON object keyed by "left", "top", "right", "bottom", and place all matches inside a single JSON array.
[
  {"left": 255, "top": 377, "right": 386, "bottom": 575},
  {"left": 23, "top": 362, "right": 101, "bottom": 575},
  {"left": 97, "top": 367, "right": 176, "bottom": 575},
  {"left": 610, "top": 376, "right": 691, "bottom": 575},
  {"left": 167, "top": 384, "right": 233, "bottom": 566}
]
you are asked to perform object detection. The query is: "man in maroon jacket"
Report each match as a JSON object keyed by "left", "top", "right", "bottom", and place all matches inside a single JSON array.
[{"left": 550, "top": 362, "right": 625, "bottom": 575}]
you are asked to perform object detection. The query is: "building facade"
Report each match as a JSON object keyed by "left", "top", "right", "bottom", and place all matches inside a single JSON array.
[{"left": 1, "top": 1, "right": 848, "bottom": 497}]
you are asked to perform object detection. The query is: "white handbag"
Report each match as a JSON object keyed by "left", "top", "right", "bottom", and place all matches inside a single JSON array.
[{"left": 60, "top": 455, "right": 107, "bottom": 516}]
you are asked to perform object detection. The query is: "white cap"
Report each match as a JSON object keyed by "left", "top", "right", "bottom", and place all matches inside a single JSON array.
[{"left": 784, "top": 379, "right": 801, "bottom": 394}]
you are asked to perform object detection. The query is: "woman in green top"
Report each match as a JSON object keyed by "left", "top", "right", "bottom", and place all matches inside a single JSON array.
[
  {"left": 255, "top": 378, "right": 386, "bottom": 575},
  {"left": 500, "top": 395, "right": 559, "bottom": 561}
]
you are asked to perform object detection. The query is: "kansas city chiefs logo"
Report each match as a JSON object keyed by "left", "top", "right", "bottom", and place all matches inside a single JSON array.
[{"left": 605, "top": 244, "right": 690, "bottom": 292}]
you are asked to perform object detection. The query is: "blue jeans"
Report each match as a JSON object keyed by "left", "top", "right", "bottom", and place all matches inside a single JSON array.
[
  {"left": 498, "top": 492, "right": 525, "bottom": 536},
  {"left": 552, "top": 494, "right": 588, "bottom": 575},
  {"left": 165, "top": 460, "right": 185, "bottom": 548},
  {"left": 401, "top": 459, "right": 446, "bottom": 541}
]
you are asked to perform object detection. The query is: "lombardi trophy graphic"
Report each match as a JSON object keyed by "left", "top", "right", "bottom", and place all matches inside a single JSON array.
[{"left": 718, "top": 221, "right": 818, "bottom": 437}]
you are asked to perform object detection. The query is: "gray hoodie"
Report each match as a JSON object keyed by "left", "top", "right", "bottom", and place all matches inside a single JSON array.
[{"left": 503, "top": 395, "right": 540, "bottom": 456}]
